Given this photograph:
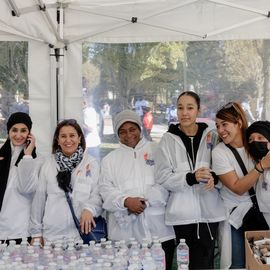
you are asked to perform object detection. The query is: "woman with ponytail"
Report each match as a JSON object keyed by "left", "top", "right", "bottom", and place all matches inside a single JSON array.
[
  {"left": 30, "top": 119, "right": 102, "bottom": 244},
  {"left": 0, "top": 112, "right": 41, "bottom": 244}
]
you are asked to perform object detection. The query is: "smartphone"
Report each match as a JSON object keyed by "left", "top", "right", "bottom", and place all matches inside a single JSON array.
[{"left": 26, "top": 139, "right": 31, "bottom": 147}]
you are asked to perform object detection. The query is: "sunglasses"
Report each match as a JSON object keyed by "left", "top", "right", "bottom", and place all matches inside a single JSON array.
[
  {"left": 59, "top": 119, "right": 78, "bottom": 125},
  {"left": 217, "top": 102, "right": 238, "bottom": 113}
]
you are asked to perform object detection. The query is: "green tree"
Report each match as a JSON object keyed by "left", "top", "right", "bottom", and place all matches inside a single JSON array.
[{"left": 0, "top": 42, "right": 28, "bottom": 132}]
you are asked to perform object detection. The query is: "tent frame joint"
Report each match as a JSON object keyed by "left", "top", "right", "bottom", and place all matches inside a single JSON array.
[
  {"left": 131, "top": 17, "right": 138, "bottom": 23},
  {"left": 39, "top": 4, "right": 46, "bottom": 12}
]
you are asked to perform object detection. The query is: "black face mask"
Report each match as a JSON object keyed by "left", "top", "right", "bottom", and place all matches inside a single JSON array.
[{"left": 249, "top": 141, "right": 269, "bottom": 160}]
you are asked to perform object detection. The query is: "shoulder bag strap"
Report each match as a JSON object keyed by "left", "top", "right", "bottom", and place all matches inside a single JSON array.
[
  {"left": 225, "top": 144, "right": 258, "bottom": 207},
  {"left": 64, "top": 192, "right": 81, "bottom": 233}
]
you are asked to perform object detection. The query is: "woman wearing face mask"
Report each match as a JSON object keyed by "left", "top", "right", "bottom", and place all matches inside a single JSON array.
[
  {"left": 30, "top": 119, "right": 102, "bottom": 244},
  {"left": 0, "top": 112, "right": 41, "bottom": 244},
  {"left": 246, "top": 121, "right": 270, "bottom": 226},
  {"left": 155, "top": 91, "right": 225, "bottom": 270},
  {"left": 212, "top": 103, "right": 270, "bottom": 269}
]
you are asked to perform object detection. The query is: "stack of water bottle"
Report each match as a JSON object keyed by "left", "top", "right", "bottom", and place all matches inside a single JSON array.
[{"left": 0, "top": 236, "right": 167, "bottom": 269}]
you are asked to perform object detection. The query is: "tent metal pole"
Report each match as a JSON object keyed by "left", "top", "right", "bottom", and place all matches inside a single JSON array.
[
  {"left": 57, "top": 5, "right": 65, "bottom": 122},
  {"left": 50, "top": 46, "right": 58, "bottom": 131},
  {"left": 34, "top": 0, "right": 62, "bottom": 42},
  {"left": 5, "top": 0, "right": 20, "bottom": 16}
]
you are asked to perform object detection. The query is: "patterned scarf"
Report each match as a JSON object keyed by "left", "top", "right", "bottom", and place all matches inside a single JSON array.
[{"left": 55, "top": 146, "right": 84, "bottom": 193}]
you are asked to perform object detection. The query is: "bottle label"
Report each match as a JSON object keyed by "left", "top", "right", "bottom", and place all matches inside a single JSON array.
[{"left": 177, "top": 249, "right": 189, "bottom": 264}]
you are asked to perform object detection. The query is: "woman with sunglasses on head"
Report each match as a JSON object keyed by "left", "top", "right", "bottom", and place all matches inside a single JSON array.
[
  {"left": 212, "top": 102, "right": 270, "bottom": 269},
  {"left": 155, "top": 91, "right": 225, "bottom": 270},
  {"left": 30, "top": 119, "right": 102, "bottom": 244},
  {"left": 0, "top": 112, "right": 41, "bottom": 244}
]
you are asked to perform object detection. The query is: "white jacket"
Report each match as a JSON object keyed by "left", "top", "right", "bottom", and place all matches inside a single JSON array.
[
  {"left": 0, "top": 145, "right": 43, "bottom": 240},
  {"left": 30, "top": 153, "right": 102, "bottom": 241},
  {"left": 255, "top": 170, "right": 270, "bottom": 226},
  {"left": 155, "top": 126, "right": 226, "bottom": 225},
  {"left": 100, "top": 138, "right": 175, "bottom": 243}
]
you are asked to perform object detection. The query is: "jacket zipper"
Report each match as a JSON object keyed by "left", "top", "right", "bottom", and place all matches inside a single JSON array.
[{"left": 190, "top": 137, "right": 195, "bottom": 169}]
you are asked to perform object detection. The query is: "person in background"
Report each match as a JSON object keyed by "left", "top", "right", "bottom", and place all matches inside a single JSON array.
[
  {"left": 0, "top": 112, "right": 41, "bottom": 244},
  {"left": 212, "top": 102, "right": 270, "bottom": 269},
  {"left": 246, "top": 121, "right": 270, "bottom": 226},
  {"left": 143, "top": 106, "right": 154, "bottom": 141},
  {"left": 100, "top": 110, "right": 175, "bottom": 270},
  {"left": 30, "top": 119, "right": 102, "bottom": 244},
  {"left": 83, "top": 99, "right": 101, "bottom": 161},
  {"left": 155, "top": 91, "right": 225, "bottom": 269},
  {"left": 166, "top": 104, "right": 177, "bottom": 126}
]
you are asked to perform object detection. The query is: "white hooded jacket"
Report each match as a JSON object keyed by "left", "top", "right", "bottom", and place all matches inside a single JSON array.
[
  {"left": 30, "top": 153, "right": 102, "bottom": 241},
  {"left": 0, "top": 144, "right": 43, "bottom": 240},
  {"left": 100, "top": 137, "right": 175, "bottom": 243},
  {"left": 155, "top": 126, "right": 226, "bottom": 226}
]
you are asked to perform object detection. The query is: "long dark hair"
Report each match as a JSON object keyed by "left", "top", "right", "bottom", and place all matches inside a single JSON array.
[{"left": 52, "top": 119, "right": 86, "bottom": 153}]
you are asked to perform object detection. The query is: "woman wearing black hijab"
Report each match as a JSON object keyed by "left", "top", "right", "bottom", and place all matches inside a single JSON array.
[{"left": 0, "top": 112, "right": 41, "bottom": 244}]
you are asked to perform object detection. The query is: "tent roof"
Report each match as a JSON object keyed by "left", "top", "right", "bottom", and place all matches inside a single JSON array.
[{"left": 1, "top": 0, "right": 270, "bottom": 45}]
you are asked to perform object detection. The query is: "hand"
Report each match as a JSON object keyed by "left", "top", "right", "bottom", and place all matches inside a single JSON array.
[
  {"left": 30, "top": 236, "right": 44, "bottom": 246},
  {"left": 80, "top": 209, "right": 96, "bottom": 234},
  {"left": 203, "top": 176, "right": 215, "bottom": 190},
  {"left": 24, "top": 133, "right": 36, "bottom": 156},
  {"left": 124, "top": 197, "right": 147, "bottom": 215},
  {"left": 195, "top": 167, "right": 212, "bottom": 183},
  {"left": 261, "top": 153, "right": 270, "bottom": 170}
]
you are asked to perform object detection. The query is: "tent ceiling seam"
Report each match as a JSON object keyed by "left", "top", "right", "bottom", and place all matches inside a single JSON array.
[
  {"left": 67, "top": 21, "right": 132, "bottom": 44},
  {"left": 0, "top": 18, "right": 45, "bottom": 43},
  {"left": 206, "top": 16, "right": 266, "bottom": 38},
  {"left": 208, "top": 0, "right": 270, "bottom": 17},
  {"left": 68, "top": 6, "right": 130, "bottom": 21},
  {"left": 139, "top": 22, "right": 204, "bottom": 39},
  {"left": 143, "top": 0, "right": 199, "bottom": 20},
  {"left": 69, "top": 0, "right": 199, "bottom": 22}
]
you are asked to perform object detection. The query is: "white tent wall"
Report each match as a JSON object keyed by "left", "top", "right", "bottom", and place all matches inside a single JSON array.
[
  {"left": 28, "top": 41, "right": 83, "bottom": 154},
  {"left": 63, "top": 42, "right": 83, "bottom": 130},
  {"left": 28, "top": 41, "right": 54, "bottom": 154}
]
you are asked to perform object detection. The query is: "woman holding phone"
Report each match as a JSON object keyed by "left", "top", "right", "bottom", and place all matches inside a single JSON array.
[{"left": 0, "top": 112, "right": 41, "bottom": 244}]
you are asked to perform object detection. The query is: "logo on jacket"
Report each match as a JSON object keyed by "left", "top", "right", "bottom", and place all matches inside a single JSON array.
[
  {"left": 85, "top": 163, "right": 92, "bottom": 177},
  {"left": 144, "top": 152, "right": 155, "bottom": 166}
]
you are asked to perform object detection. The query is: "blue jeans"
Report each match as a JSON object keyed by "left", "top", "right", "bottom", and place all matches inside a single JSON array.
[{"left": 230, "top": 225, "right": 245, "bottom": 269}]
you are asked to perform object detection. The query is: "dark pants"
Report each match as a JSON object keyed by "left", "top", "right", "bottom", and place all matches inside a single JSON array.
[
  {"left": 230, "top": 225, "right": 245, "bottom": 269},
  {"left": 162, "top": 238, "right": 176, "bottom": 270},
  {"left": 174, "top": 223, "right": 218, "bottom": 269}
]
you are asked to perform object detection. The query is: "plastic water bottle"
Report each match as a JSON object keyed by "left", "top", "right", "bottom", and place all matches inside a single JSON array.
[
  {"left": 142, "top": 253, "right": 157, "bottom": 270},
  {"left": 177, "top": 239, "right": 189, "bottom": 269},
  {"left": 151, "top": 243, "right": 165, "bottom": 270}
]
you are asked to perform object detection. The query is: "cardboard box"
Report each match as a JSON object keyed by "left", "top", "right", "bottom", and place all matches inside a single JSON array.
[{"left": 245, "top": 230, "right": 270, "bottom": 270}]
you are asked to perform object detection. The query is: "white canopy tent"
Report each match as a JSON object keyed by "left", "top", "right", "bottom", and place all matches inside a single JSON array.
[{"left": 1, "top": 0, "right": 270, "bottom": 153}]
